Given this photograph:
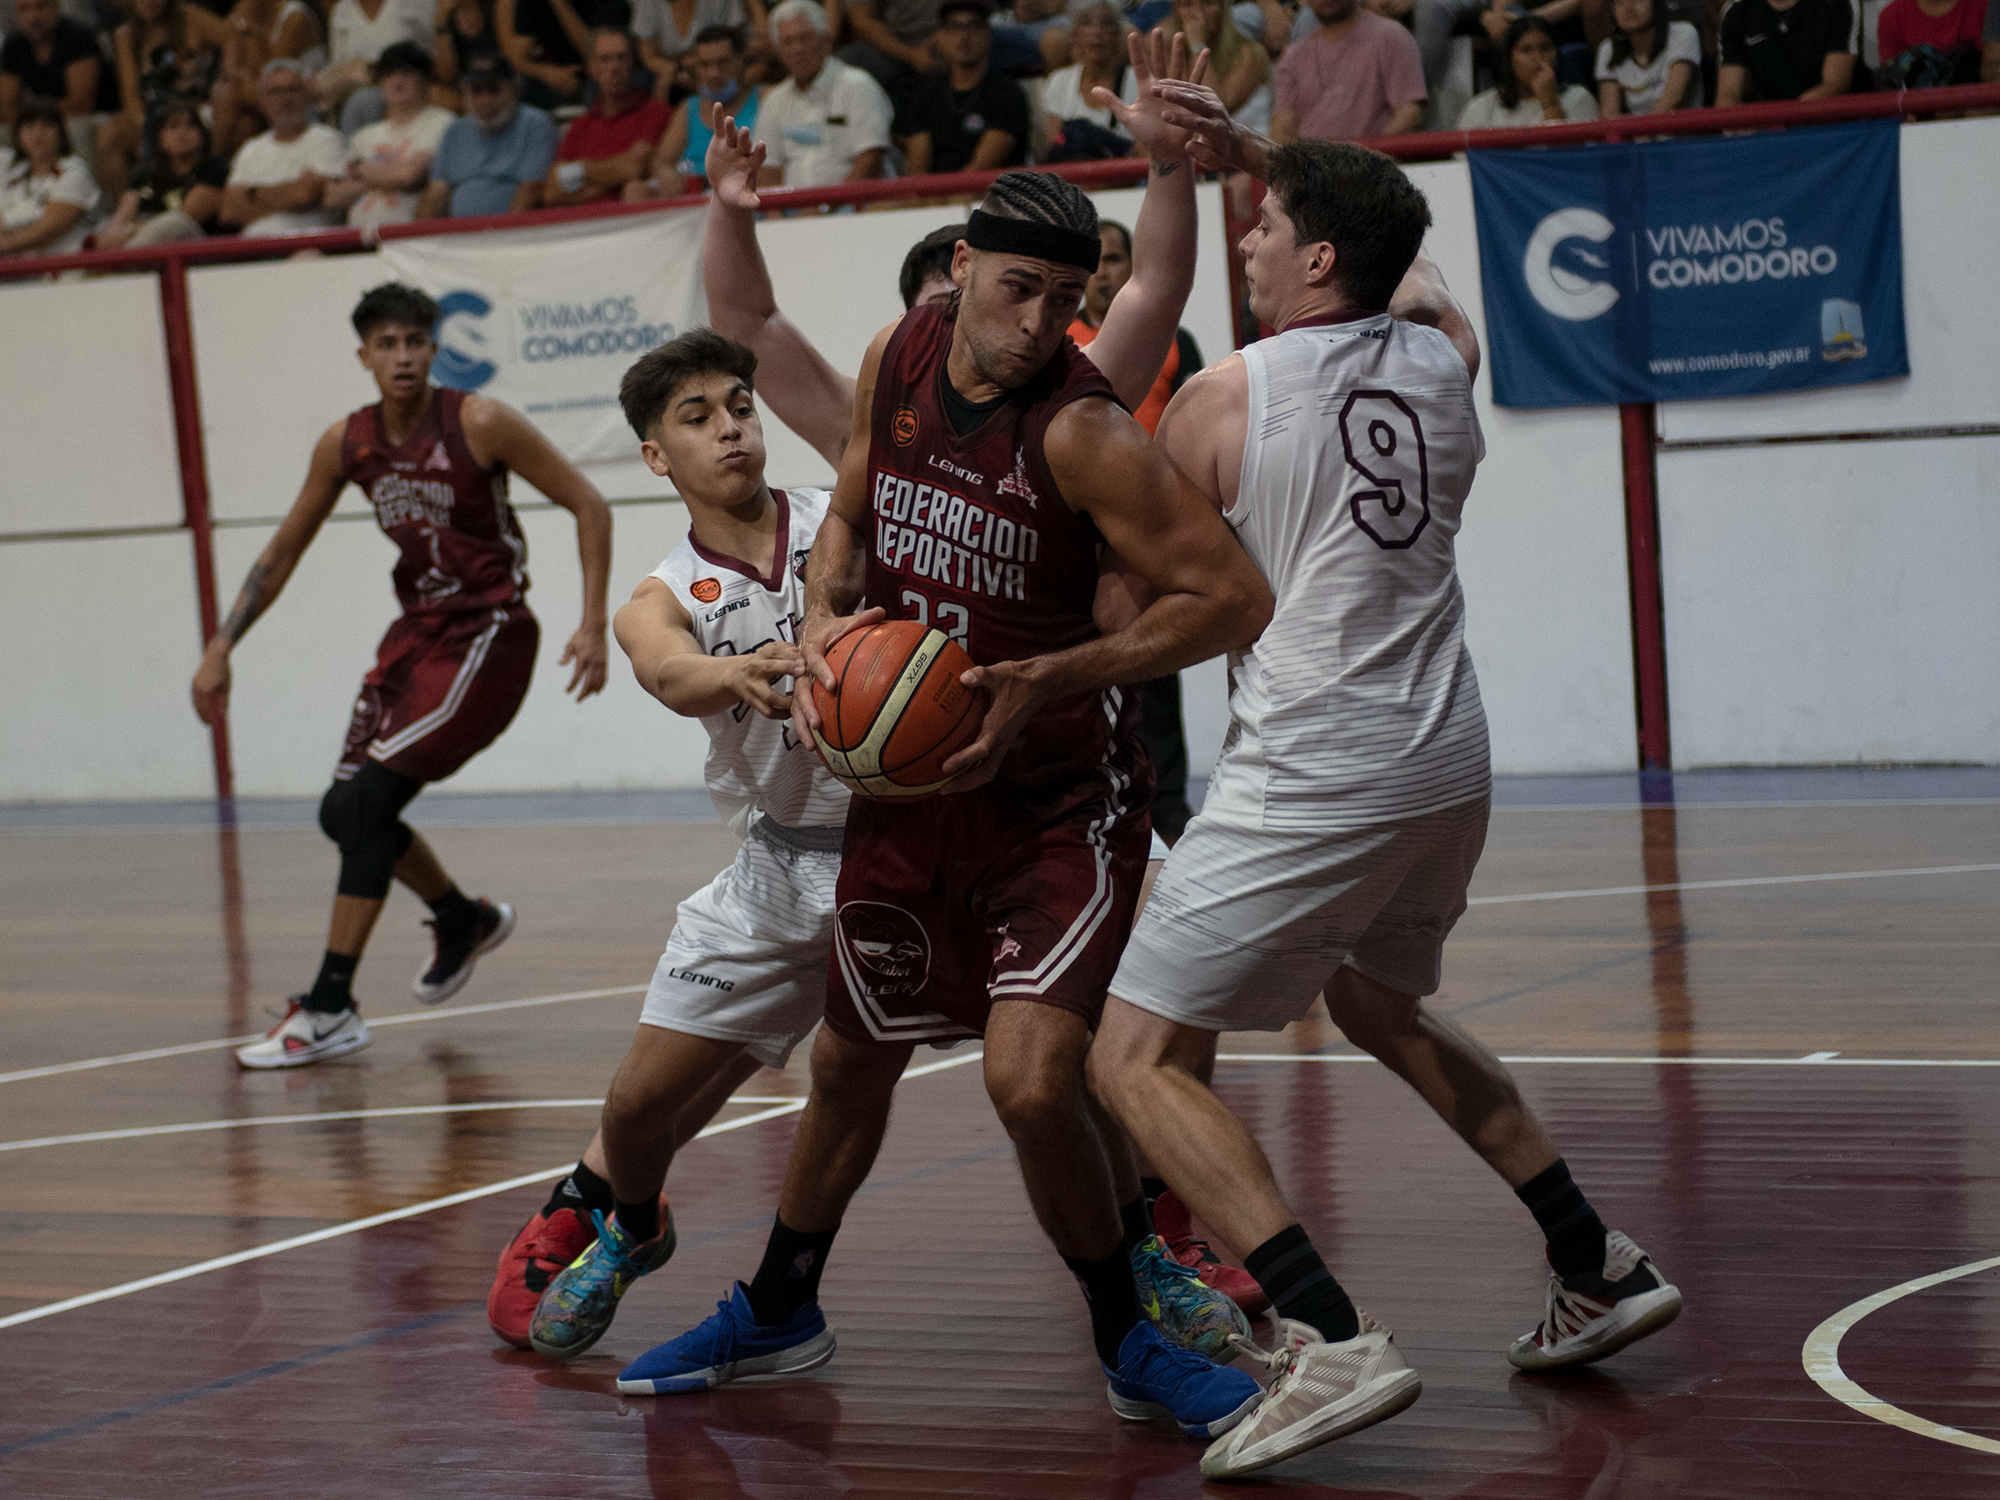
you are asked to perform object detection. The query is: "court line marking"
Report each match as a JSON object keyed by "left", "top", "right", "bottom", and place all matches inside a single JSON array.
[
  {"left": 1216, "top": 1052, "right": 2000, "bottom": 1067},
  {"left": 1803, "top": 1254, "right": 2000, "bottom": 1456},
  {"left": 1466, "top": 862, "right": 2000, "bottom": 906},
  {"left": 0, "top": 1049, "right": 983, "bottom": 1335}
]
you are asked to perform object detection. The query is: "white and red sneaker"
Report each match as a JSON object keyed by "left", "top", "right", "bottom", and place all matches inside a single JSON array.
[
  {"left": 234, "top": 998, "right": 371, "bottom": 1070},
  {"left": 1151, "top": 1189, "right": 1270, "bottom": 1317},
  {"left": 1508, "top": 1230, "right": 1683, "bottom": 1371}
]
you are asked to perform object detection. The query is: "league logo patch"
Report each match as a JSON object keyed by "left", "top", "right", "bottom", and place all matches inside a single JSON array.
[
  {"left": 892, "top": 405, "right": 920, "bottom": 446},
  {"left": 791, "top": 548, "right": 811, "bottom": 580},
  {"left": 690, "top": 577, "right": 723, "bottom": 604},
  {"left": 424, "top": 441, "right": 452, "bottom": 472},
  {"left": 996, "top": 448, "right": 1038, "bottom": 507},
  {"left": 836, "top": 902, "right": 931, "bottom": 1000}
]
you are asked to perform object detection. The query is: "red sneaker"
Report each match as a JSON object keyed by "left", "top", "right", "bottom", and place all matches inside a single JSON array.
[
  {"left": 487, "top": 1204, "right": 598, "bottom": 1348},
  {"left": 1152, "top": 1189, "right": 1269, "bottom": 1317}
]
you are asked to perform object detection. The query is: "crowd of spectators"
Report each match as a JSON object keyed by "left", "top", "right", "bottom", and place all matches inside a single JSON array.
[{"left": 2, "top": 0, "right": 1996, "bottom": 258}]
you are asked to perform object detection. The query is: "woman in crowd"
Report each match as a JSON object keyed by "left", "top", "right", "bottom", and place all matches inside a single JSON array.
[
  {"left": 1043, "top": 0, "right": 1138, "bottom": 156},
  {"left": 94, "top": 93, "right": 227, "bottom": 246},
  {"left": 1, "top": 93, "right": 100, "bottom": 256},
  {"left": 625, "top": 22, "right": 760, "bottom": 197},
  {"left": 1170, "top": 0, "right": 1268, "bottom": 133},
  {"left": 1457, "top": 14, "right": 1597, "bottom": 127},
  {"left": 1595, "top": 0, "right": 1700, "bottom": 115},
  {"left": 96, "top": 0, "right": 233, "bottom": 200},
  {"left": 632, "top": 0, "right": 768, "bottom": 99},
  {"left": 434, "top": 0, "right": 506, "bottom": 109},
  {"left": 214, "top": 0, "right": 329, "bottom": 157}
]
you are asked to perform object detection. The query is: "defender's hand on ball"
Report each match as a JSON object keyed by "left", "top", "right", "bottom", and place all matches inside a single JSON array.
[
  {"left": 734, "top": 639, "right": 806, "bottom": 720},
  {"left": 937, "top": 658, "right": 1050, "bottom": 794},
  {"left": 791, "top": 605, "right": 888, "bottom": 754}
]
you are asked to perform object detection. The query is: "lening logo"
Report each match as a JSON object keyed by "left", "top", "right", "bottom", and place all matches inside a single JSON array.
[
  {"left": 1523, "top": 208, "right": 1620, "bottom": 323},
  {"left": 433, "top": 289, "right": 497, "bottom": 390}
]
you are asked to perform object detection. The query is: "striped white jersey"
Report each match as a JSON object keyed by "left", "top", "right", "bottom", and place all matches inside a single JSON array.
[
  {"left": 649, "top": 487, "right": 851, "bottom": 832},
  {"left": 1226, "top": 311, "right": 1490, "bottom": 831}
]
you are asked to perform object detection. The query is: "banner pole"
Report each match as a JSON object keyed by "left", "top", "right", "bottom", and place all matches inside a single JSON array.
[{"left": 1620, "top": 403, "right": 1671, "bottom": 771}]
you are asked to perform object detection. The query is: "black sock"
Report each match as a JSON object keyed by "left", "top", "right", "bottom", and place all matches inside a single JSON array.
[
  {"left": 305, "top": 951, "right": 357, "bottom": 1014},
  {"left": 542, "top": 1161, "right": 616, "bottom": 1219},
  {"left": 1064, "top": 1247, "right": 1145, "bottom": 1366},
  {"left": 614, "top": 1194, "right": 661, "bottom": 1243},
  {"left": 745, "top": 1217, "right": 838, "bottom": 1326},
  {"left": 1119, "top": 1195, "right": 1153, "bottom": 1255},
  {"left": 427, "top": 885, "right": 479, "bottom": 936},
  {"left": 1245, "top": 1224, "right": 1359, "bottom": 1342},
  {"left": 1515, "top": 1159, "right": 1608, "bottom": 1278},
  {"left": 1139, "top": 1176, "right": 1169, "bottom": 1212}
]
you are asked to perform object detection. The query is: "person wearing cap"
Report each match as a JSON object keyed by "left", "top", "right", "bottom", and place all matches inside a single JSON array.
[
  {"left": 420, "top": 50, "right": 557, "bottom": 215},
  {"left": 544, "top": 25, "right": 669, "bottom": 204},
  {"left": 326, "top": 40, "right": 457, "bottom": 226},
  {"left": 894, "top": 0, "right": 1025, "bottom": 175}
]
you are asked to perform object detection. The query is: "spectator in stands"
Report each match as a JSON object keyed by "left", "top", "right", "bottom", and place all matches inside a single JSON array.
[
  {"left": 1596, "top": 0, "right": 1700, "bottom": 111},
  {"left": 319, "top": 0, "right": 437, "bottom": 130},
  {"left": 896, "top": 0, "right": 1025, "bottom": 174},
  {"left": 1172, "top": 0, "right": 1271, "bottom": 134},
  {"left": 993, "top": 0, "right": 1072, "bottom": 73},
  {"left": 0, "top": 91, "right": 96, "bottom": 253},
  {"left": 632, "top": 0, "right": 765, "bottom": 98},
  {"left": 94, "top": 93, "right": 225, "bottom": 245},
  {"left": 625, "top": 21, "right": 761, "bottom": 196},
  {"left": 98, "top": 0, "right": 232, "bottom": 199},
  {"left": 1042, "top": 0, "right": 1138, "bottom": 158},
  {"left": 1273, "top": 0, "right": 1426, "bottom": 140},
  {"left": 434, "top": 0, "right": 506, "bottom": 108},
  {"left": 420, "top": 51, "right": 553, "bottom": 212},
  {"left": 544, "top": 27, "right": 667, "bottom": 201},
  {"left": 326, "top": 41, "right": 454, "bottom": 225},
  {"left": 1458, "top": 11, "right": 1596, "bottom": 122},
  {"left": 497, "top": 0, "right": 633, "bottom": 111},
  {"left": 840, "top": 0, "right": 940, "bottom": 104},
  {"left": 212, "top": 0, "right": 327, "bottom": 158},
  {"left": 1716, "top": 0, "right": 1855, "bottom": 102},
  {"left": 220, "top": 57, "right": 345, "bottom": 235},
  {"left": 1874, "top": 0, "right": 1987, "bottom": 85},
  {"left": 1, "top": 0, "right": 110, "bottom": 163},
  {"left": 753, "top": 0, "right": 890, "bottom": 183},
  {"left": 897, "top": 219, "right": 959, "bottom": 306}
]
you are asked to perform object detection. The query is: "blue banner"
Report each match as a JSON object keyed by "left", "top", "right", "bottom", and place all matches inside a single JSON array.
[{"left": 1469, "top": 120, "right": 1907, "bottom": 409}]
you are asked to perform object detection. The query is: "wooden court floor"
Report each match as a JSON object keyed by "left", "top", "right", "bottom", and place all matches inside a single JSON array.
[{"left": 2, "top": 782, "right": 1997, "bottom": 1497}]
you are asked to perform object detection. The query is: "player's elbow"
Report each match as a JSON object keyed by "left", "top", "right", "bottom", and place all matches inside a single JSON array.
[{"left": 1216, "top": 567, "right": 1274, "bottom": 649}]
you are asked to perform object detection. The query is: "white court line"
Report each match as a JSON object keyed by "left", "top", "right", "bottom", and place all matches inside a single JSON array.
[
  {"left": 1216, "top": 1052, "right": 2000, "bottom": 1067},
  {"left": 1803, "top": 1254, "right": 2000, "bottom": 1455},
  {"left": 1466, "top": 862, "right": 2000, "bottom": 906},
  {"left": 0, "top": 984, "right": 647, "bottom": 1086},
  {"left": 0, "top": 1049, "right": 985, "bottom": 1334}
]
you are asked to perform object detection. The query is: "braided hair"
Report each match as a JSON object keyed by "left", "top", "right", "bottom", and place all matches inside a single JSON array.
[{"left": 978, "top": 170, "right": 1098, "bottom": 240}]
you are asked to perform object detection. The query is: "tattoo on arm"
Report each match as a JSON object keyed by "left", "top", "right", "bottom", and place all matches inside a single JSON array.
[
  {"left": 222, "top": 561, "right": 271, "bottom": 644},
  {"left": 1153, "top": 158, "right": 1180, "bottom": 177}
]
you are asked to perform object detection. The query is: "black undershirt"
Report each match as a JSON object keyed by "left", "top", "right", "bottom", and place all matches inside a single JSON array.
[{"left": 940, "top": 376, "right": 1005, "bottom": 436}]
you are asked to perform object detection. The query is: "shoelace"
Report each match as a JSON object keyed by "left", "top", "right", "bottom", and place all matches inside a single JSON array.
[
  {"left": 1224, "top": 1331, "right": 1294, "bottom": 1378},
  {"left": 700, "top": 1293, "right": 741, "bottom": 1369}
]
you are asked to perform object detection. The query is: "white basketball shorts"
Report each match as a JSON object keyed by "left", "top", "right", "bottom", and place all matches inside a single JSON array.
[
  {"left": 637, "top": 830, "right": 840, "bottom": 1069},
  {"left": 1111, "top": 790, "right": 1490, "bottom": 1033}
]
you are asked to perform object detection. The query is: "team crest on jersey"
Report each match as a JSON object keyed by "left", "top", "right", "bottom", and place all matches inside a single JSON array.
[
  {"left": 424, "top": 441, "right": 452, "bottom": 472},
  {"left": 892, "top": 405, "right": 920, "bottom": 447},
  {"left": 790, "top": 548, "right": 810, "bottom": 580},
  {"left": 690, "top": 577, "right": 723, "bottom": 604},
  {"left": 996, "top": 447, "right": 1038, "bottom": 507},
  {"left": 836, "top": 902, "right": 930, "bottom": 1000}
]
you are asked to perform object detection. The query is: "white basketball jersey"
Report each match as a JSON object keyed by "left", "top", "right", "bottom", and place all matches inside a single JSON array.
[
  {"left": 650, "top": 487, "right": 851, "bottom": 831},
  {"left": 1227, "top": 313, "right": 1490, "bottom": 831}
]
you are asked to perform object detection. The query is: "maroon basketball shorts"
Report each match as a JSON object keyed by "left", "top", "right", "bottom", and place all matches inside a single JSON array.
[
  {"left": 822, "top": 737, "right": 1154, "bottom": 1047},
  {"left": 336, "top": 605, "right": 538, "bottom": 784}
]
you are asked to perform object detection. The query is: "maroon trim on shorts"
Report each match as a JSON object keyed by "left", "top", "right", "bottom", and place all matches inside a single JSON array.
[{"left": 687, "top": 488, "right": 792, "bottom": 592}]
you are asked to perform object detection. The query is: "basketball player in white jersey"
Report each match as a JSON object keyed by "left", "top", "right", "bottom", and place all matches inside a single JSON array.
[{"left": 1086, "top": 135, "right": 1683, "bottom": 1478}]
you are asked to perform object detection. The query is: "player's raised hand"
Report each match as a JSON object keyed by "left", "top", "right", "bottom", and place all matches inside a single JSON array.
[
  {"left": 936, "top": 658, "right": 1048, "bottom": 794},
  {"left": 1091, "top": 27, "right": 1210, "bottom": 160},
  {"left": 790, "top": 604, "right": 887, "bottom": 750},
  {"left": 732, "top": 640, "right": 805, "bottom": 719},
  {"left": 703, "top": 99, "right": 766, "bottom": 210},
  {"left": 1151, "top": 77, "right": 1266, "bottom": 177},
  {"left": 560, "top": 621, "right": 610, "bottom": 700},
  {"left": 191, "top": 642, "right": 231, "bottom": 726}
]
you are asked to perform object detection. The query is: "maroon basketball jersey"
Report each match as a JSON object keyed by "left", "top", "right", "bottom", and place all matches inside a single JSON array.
[
  {"left": 341, "top": 387, "right": 529, "bottom": 618},
  {"left": 864, "top": 303, "right": 1136, "bottom": 786}
]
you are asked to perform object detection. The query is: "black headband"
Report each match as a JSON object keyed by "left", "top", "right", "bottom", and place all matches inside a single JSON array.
[{"left": 964, "top": 209, "right": 1101, "bottom": 273}]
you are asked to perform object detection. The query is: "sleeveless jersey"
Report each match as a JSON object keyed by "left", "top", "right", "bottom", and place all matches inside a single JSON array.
[
  {"left": 865, "top": 303, "right": 1136, "bottom": 787},
  {"left": 1230, "top": 311, "right": 1491, "bottom": 831},
  {"left": 651, "top": 487, "right": 851, "bottom": 832},
  {"left": 341, "top": 387, "right": 529, "bottom": 618}
]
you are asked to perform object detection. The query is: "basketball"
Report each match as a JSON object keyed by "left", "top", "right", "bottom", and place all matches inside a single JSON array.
[{"left": 810, "top": 621, "right": 987, "bottom": 799}]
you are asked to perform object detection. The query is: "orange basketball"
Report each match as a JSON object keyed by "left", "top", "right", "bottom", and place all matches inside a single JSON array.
[{"left": 811, "top": 620, "right": 987, "bottom": 799}]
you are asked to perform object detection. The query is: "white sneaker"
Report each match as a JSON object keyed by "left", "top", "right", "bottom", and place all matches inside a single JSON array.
[
  {"left": 1507, "top": 1229, "right": 1683, "bottom": 1371},
  {"left": 1199, "top": 1314, "right": 1422, "bottom": 1479},
  {"left": 235, "top": 999, "right": 372, "bottom": 1070}
]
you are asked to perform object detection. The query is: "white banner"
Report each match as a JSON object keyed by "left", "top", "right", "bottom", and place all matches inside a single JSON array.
[{"left": 378, "top": 209, "right": 707, "bottom": 463}]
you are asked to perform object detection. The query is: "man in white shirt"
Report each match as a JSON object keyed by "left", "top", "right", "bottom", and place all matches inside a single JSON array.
[
  {"left": 751, "top": 0, "right": 891, "bottom": 187},
  {"left": 221, "top": 59, "right": 349, "bottom": 238},
  {"left": 319, "top": 0, "right": 438, "bottom": 125},
  {"left": 326, "top": 41, "right": 455, "bottom": 227}
]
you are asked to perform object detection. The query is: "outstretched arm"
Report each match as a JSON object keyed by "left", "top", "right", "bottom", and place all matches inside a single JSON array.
[
  {"left": 1387, "top": 246, "right": 1480, "bottom": 380},
  {"left": 191, "top": 422, "right": 347, "bottom": 725},
  {"left": 616, "top": 575, "right": 803, "bottom": 719},
  {"left": 462, "top": 396, "right": 613, "bottom": 699},
  {"left": 702, "top": 102, "right": 856, "bottom": 469}
]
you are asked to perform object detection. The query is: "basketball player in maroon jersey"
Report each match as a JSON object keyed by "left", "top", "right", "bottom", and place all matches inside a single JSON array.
[
  {"left": 191, "top": 283, "right": 613, "bottom": 1070},
  {"left": 612, "top": 168, "right": 1275, "bottom": 1432}
]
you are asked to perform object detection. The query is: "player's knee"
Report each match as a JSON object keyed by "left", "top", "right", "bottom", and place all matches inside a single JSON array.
[
  {"left": 805, "top": 1026, "right": 903, "bottom": 1108},
  {"left": 985, "top": 1063, "right": 1079, "bottom": 1142},
  {"left": 317, "top": 779, "right": 357, "bottom": 847},
  {"left": 1323, "top": 967, "right": 1419, "bottom": 1045}
]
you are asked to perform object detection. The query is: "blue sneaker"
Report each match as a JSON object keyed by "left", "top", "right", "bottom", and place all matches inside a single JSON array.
[
  {"left": 617, "top": 1282, "right": 837, "bottom": 1395},
  {"left": 1104, "top": 1321, "right": 1262, "bottom": 1438},
  {"left": 1132, "top": 1233, "right": 1252, "bottom": 1359},
  {"left": 528, "top": 1206, "right": 674, "bottom": 1358}
]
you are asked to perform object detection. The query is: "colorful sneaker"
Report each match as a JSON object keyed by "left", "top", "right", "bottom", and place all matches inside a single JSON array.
[
  {"left": 616, "top": 1283, "right": 837, "bottom": 1395},
  {"left": 1151, "top": 1190, "right": 1270, "bottom": 1317},
  {"left": 528, "top": 1206, "right": 675, "bottom": 1358},
  {"left": 413, "top": 898, "right": 515, "bottom": 1005},
  {"left": 1104, "top": 1321, "right": 1262, "bottom": 1438},
  {"left": 1200, "top": 1314, "right": 1422, "bottom": 1478},
  {"left": 234, "top": 998, "right": 371, "bottom": 1070},
  {"left": 1132, "top": 1233, "right": 1252, "bottom": 1359},
  {"left": 1507, "top": 1230, "right": 1682, "bottom": 1371},
  {"left": 488, "top": 1204, "right": 599, "bottom": 1349}
]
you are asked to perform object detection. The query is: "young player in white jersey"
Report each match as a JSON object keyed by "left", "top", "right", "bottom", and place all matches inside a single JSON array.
[
  {"left": 1086, "top": 131, "right": 1683, "bottom": 1478},
  {"left": 484, "top": 329, "right": 852, "bottom": 1355}
]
